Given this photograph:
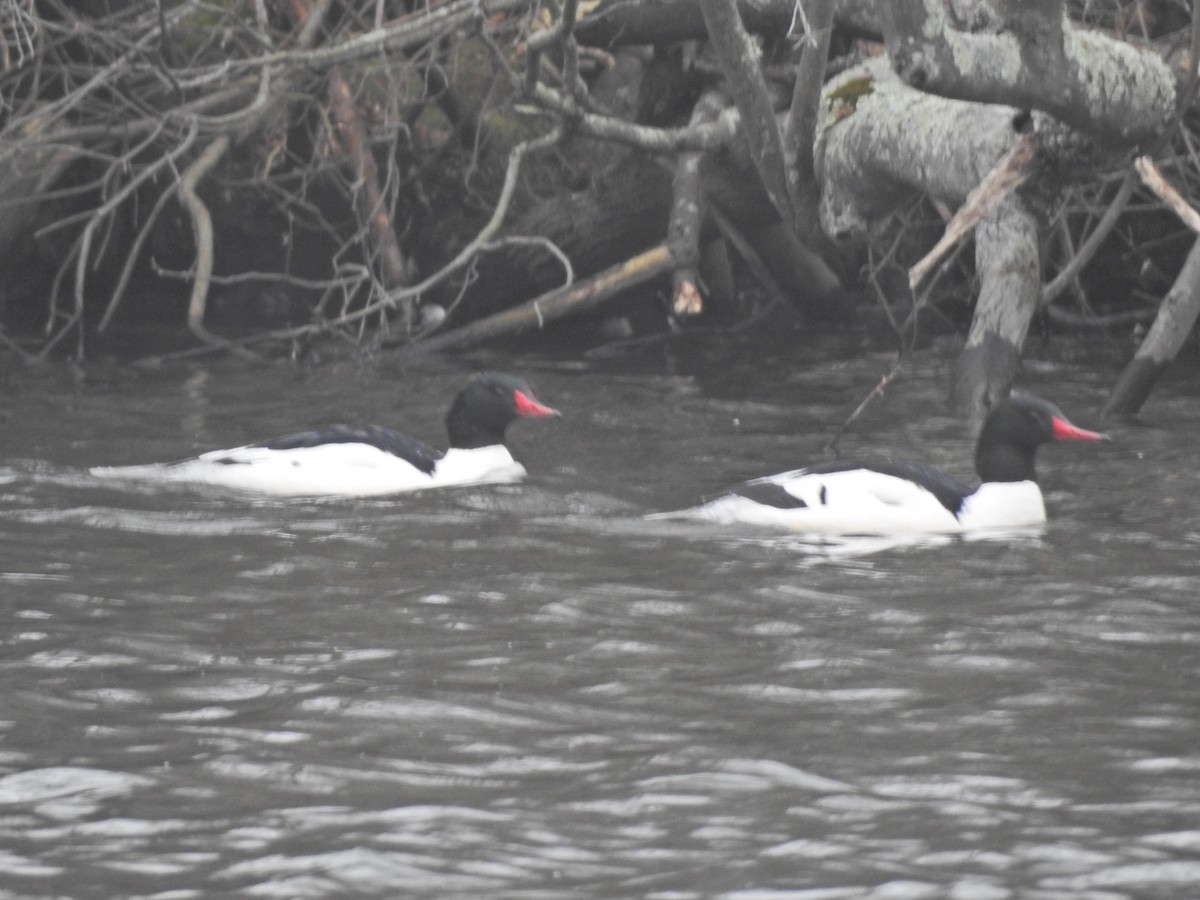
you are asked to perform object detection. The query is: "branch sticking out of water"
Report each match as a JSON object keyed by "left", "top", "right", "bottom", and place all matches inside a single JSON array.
[{"left": 823, "top": 366, "right": 902, "bottom": 457}]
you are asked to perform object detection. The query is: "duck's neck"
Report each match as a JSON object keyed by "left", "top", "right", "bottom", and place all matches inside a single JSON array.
[
  {"left": 445, "top": 405, "right": 506, "bottom": 450},
  {"left": 975, "top": 441, "right": 1037, "bottom": 484}
]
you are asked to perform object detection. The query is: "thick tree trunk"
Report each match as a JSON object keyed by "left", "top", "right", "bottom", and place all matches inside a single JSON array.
[
  {"left": 817, "top": 59, "right": 1023, "bottom": 241},
  {"left": 819, "top": 60, "right": 1042, "bottom": 413},
  {"left": 884, "top": 0, "right": 1176, "bottom": 142},
  {"left": 952, "top": 196, "right": 1040, "bottom": 424}
]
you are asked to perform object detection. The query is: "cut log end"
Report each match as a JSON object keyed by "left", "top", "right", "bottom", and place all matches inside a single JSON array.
[{"left": 672, "top": 278, "right": 703, "bottom": 316}]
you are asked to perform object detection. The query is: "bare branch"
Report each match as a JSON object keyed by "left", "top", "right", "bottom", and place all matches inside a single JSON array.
[
  {"left": 176, "top": 134, "right": 247, "bottom": 354},
  {"left": 784, "top": 0, "right": 835, "bottom": 241},
  {"left": 1135, "top": 155, "right": 1200, "bottom": 235},
  {"left": 1040, "top": 168, "right": 1137, "bottom": 307},
  {"left": 226, "top": 0, "right": 529, "bottom": 73}
]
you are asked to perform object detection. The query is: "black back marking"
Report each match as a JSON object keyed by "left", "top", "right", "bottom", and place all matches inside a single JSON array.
[
  {"left": 732, "top": 480, "right": 809, "bottom": 509},
  {"left": 251, "top": 424, "right": 442, "bottom": 475}
]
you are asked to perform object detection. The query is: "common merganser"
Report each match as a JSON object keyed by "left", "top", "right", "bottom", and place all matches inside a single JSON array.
[
  {"left": 89, "top": 373, "right": 559, "bottom": 497},
  {"left": 675, "top": 393, "right": 1107, "bottom": 534}
]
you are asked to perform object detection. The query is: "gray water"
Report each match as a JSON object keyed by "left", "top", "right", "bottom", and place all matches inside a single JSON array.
[{"left": 1, "top": 342, "right": 1198, "bottom": 899}]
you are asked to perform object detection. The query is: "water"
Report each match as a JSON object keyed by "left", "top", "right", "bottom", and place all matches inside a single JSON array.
[{"left": 1, "top": 342, "right": 1199, "bottom": 898}]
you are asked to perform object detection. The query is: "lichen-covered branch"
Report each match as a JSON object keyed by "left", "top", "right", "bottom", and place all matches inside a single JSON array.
[
  {"left": 884, "top": 0, "right": 1176, "bottom": 144},
  {"left": 818, "top": 58, "right": 1024, "bottom": 241}
]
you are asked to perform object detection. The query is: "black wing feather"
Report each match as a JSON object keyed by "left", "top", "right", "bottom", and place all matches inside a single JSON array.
[
  {"left": 732, "top": 481, "right": 809, "bottom": 509},
  {"left": 247, "top": 424, "right": 441, "bottom": 475}
]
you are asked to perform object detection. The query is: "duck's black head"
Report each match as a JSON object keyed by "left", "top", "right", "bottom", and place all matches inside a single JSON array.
[
  {"left": 445, "top": 373, "right": 559, "bottom": 449},
  {"left": 974, "top": 393, "right": 1106, "bottom": 483}
]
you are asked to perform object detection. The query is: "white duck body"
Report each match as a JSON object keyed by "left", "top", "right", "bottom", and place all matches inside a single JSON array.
[
  {"left": 89, "top": 373, "right": 557, "bottom": 498},
  {"left": 678, "top": 393, "right": 1102, "bottom": 535},
  {"left": 690, "top": 467, "right": 1045, "bottom": 534},
  {"left": 92, "top": 443, "right": 525, "bottom": 498}
]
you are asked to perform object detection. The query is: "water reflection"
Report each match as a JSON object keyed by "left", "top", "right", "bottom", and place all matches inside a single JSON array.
[{"left": 0, "top": 355, "right": 1196, "bottom": 897}]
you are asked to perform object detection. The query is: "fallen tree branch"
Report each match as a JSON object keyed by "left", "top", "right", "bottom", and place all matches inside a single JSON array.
[
  {"left": 1103, "top": 155, "right": 1200, "bottom": 418},
  {"left": 404, "top": 244, "right": 676, "bottom": 354},
  {"left": 885, "top": 0, "right": 1176, "bottom": 143},
  {"left": 668, "top": 91, "right": 724, "bottom": 316},
  {"left": 1104, "top": 237, "right": 1200, "bottom": 419},
  {"left": 818, "top": 58, "right": 1026, "bottom": 241}
]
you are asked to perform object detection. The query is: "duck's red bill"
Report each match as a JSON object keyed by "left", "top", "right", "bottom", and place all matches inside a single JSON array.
[
  {"left": 514, "top": 390, "right": 559, "bottom": 418},
  {"left": 1052, "top": 417, "right": 1107, "bottom": 442}
]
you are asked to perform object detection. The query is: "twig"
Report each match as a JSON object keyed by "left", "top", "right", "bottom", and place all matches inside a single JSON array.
[
  {"left": 526, "top": 87, "right": 740, "bottom": 152},
  {"left": 224, "top": 0, "right": 529, "bottom": 73},
  {"left": 327, "top": 65, "right": 412, "bottom": 316},
  {"left": 0, "top": 326, "right": 35, "bottom": 362},
  {"left": 378, "top": 126, "right": 564, "bottom": 315},
  {"left": 141, "top": 126, "right": 567, "bottom": 353},
  {"left": 81, "top": 119, "right": 199, "bottom": 332},
  {"left": 1134, "top": 155, "right": 1200, "bottom": 235},
  {"left": 1045, "top": 305, "right": 1156, "bottom": 328},
  {"left": 909, "top": 133, "right": 1040, "bottom": 289},
  {"left": 1040, "top": 167, "right": 1137, "bottom": 307}
]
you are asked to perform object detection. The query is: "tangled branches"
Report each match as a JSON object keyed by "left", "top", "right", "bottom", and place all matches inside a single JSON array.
[{"left": 0, "top": 0, "right": 537, "bottom": 359}]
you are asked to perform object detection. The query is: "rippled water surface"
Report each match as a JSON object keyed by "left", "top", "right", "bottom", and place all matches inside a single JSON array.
[{"left": 2, "top": 343, "right": 1199, "bottom": 899}]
